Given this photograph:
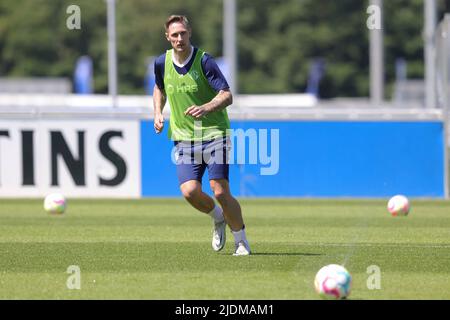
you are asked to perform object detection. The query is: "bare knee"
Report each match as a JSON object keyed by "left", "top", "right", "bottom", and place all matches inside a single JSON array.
[
  {"left": 214, "top": 189, "right": 229, "bottom": 205},
  {"left": 211, "top": 179, "right": 235, "bottom": 206},
  {"left": 180, "top": 183, "right": 202, "bottom": 202},
  {"left": 211, "top": 182, "right": 230, "bottom": 205}
]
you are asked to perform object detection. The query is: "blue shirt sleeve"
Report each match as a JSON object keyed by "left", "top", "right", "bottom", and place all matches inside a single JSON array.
[
  {"left": 155, "top": 50, "right": 230, "bottom": 93},
  {"left": 154, "top": 53, "right": 166, "bottom": 90},
  {"left": 201, "top": 53, "right": 230, "bottom": 92}
]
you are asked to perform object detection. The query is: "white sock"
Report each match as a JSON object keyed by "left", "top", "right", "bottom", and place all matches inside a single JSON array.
[
  {"left": 208, "top": 204, "right": 224, "bottom": 223},
  {"left": 231, "top": 226, "right": 248, "bottom": 245}
]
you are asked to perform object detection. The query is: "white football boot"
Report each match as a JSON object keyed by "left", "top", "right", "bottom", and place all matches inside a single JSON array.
[
  {"left": 212, "top": 219, "right": 227, "bottom": 252},
  {"left": 233, "top": 240, "right": 251, "bottom": 256}
]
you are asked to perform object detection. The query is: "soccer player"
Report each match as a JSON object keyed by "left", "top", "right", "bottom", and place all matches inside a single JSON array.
[{"left": 153, "top": 15, "right": 251, "bottom": 256}]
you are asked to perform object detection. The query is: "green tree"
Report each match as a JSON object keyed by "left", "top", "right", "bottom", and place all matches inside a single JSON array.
[{"left": 0, "top": 0, "right": 448, "bottom": 97}]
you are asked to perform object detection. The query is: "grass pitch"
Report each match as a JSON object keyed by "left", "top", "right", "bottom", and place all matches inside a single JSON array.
[{"left": 0, "top": 198, "right": 449, "bottom": 299}]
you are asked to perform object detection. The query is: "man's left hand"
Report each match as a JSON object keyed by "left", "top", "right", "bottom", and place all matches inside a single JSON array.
[{"left": 184, "top": 105, "right": 209, "bottom": 119}]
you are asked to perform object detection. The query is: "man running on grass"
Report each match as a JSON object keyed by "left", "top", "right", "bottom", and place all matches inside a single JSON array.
[{"left": 153, "top": 15, "right": 251, "bottom": 256}]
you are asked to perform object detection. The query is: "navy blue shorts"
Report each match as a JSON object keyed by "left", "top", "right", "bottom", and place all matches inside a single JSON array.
[{"left": 174, "top": 137, "right": 230, "bottom": 185}]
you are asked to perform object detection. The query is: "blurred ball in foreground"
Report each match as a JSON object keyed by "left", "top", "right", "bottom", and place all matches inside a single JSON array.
[{"left": 314, "top": 264, "right": 352, "bottom": 300}]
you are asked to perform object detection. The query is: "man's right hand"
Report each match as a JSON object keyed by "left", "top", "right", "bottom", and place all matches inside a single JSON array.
[{"left": 154, "top": 113, "right": 164, "bottom": 133}]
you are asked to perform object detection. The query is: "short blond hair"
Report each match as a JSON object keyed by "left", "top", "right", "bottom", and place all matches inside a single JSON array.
[{"left": 165, "top": 15, "right": 191, "bottom": 31}]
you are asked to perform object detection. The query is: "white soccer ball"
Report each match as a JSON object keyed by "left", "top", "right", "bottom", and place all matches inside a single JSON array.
[
  {"left": 314, "top": 264, "right": 352, "bottom": 300},
  {"left": 387, "top": 195, "right": 410, "bottom": 216},
  {"left": 44, "top": 193, "right": 67, "bottom": 214}
]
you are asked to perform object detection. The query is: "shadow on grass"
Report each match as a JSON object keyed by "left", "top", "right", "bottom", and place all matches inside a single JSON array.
[{"left": 249, "top": 252, "right": 322, "bottom": 256}]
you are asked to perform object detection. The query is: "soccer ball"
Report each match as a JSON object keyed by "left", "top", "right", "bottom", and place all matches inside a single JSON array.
[
  {"left": 44, "top": 193, "right": 67, "bottom": 214},
  {"left": 314, "top": 264, "right": 352, "bottom": 300},
  {"left": 387, "top": 195, "right": 410, "bottom": 216}
]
